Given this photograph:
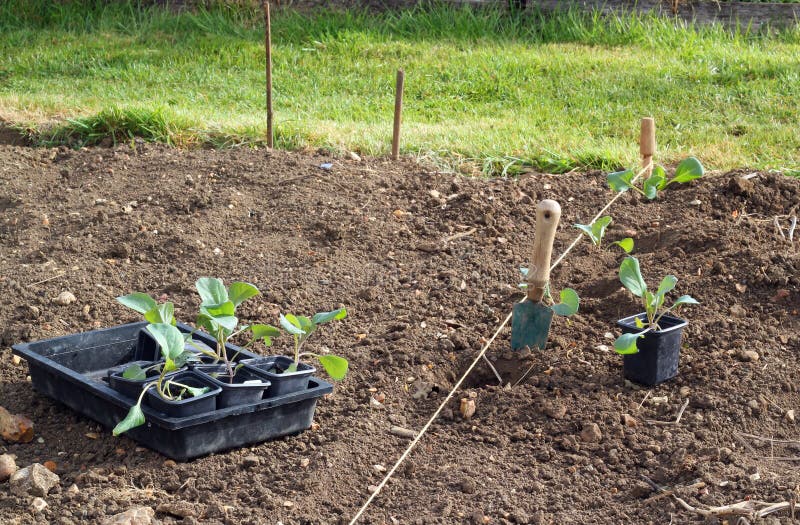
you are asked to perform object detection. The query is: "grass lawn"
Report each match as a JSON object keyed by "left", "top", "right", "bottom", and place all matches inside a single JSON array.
[{"left": 1, "top": 1, "right": 799, "bottom": 174}]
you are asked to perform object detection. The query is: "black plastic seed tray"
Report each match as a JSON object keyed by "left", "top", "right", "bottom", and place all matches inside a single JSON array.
[{"left": 11, "top": 321, "right": 332, "bottom": 461}]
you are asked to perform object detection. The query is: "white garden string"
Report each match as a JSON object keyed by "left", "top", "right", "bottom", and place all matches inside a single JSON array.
[{"left": 348, "top": 162, "right": 652, "bottom": 524}]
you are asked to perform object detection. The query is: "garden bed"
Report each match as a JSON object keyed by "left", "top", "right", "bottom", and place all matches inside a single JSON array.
[{"left": 0, "top": 142, "right": 798, "bottom": 523}]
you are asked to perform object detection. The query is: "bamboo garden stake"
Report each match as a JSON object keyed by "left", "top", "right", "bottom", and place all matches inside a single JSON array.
[
  {"left": 640, "top": 117, "right": 655, "bottom": 177},
  {"left": 265, "top": 1, "right": 274, "bottom": 148},
  {"left": 392, "top": 69, "right": 405, "bottom": 160}
]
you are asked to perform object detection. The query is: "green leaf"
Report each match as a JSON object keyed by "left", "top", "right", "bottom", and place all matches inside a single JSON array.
[
  {"left": 117, "top": 293, "right": 157, "bottom": 315},
  {"left": 146, "top": 323, "right": 185, "bottom": 362},
  {"left": 652, "top": 165, "right": 668, "bottom": 190},
  {"left": 614, "top": 237, "right": 634, "bottom": 253},
  {"left": 634, "top": 317, "right": 645, "bottom": 329},
  {"left": 196, "top": 315, "right": 216, "bottom": 336},
  {"left": 211, "top": 315, "right": 239, "bottom": 333},
  {"left": 280, "top": 314, "right": 305, "bottom": 336},
  {"left": 673, "top": 295, "right": 699, "bottom": 308},
  {"left": 296, "top": 316, "right": 314, "bottom": 331},
  {"left": 312, "top": 308, "right": 348, "bottom": 325},
  {"left": 550, "top": 288, "right": 579, "bottom": 316},
  {"left": 122, "top": 364, "right": 147, "bottom": 380},
  {"left": 643, "top": 171, "right": 665, "bottom": 200},
  {"left": 173, "top": 350, "right": 197, "bottom": 368},
  {"left": 574, "top": 223, "right": 598, "bottom": 244},
  {"left": 317, "top": 354, "right": 349, "bottom": 381},
  {"left": 669, "top": 157, "right": 704, "bottom": 185},
  {"left": 196, "top": 277, "right": 228, "bottom": 305},
  {"left": 113, "top": 403, "right": 146, "bottom": 436},
  {"left": 228, "top": 282, "right": 260, "bottom": 307},
  {"left": 180, "top": 384, "right": 209, "bottom": 398},
  {"left": 251, "top": 323, "right": 281, "bottom": 346},
  {"left": 201, "top": 301, "right": 235, "bottom": 318},
  {"left": 614, "top": 332, "right": 643, "bottom": 355},
  {"left": 591, "top": 215, "right": 612, "bottom": 240},
  {"left": 619, "top": 256, "right": 647, "bottom": 298},
  {"left": 251, "top": 324, "right": 281, "bottom": 339},
  {"left": 607, "top": 169, "right": 634, "bottom": 192},
  {"left": 284, "top": 313, "right": 302, "bottom": 328},
  {"left": 644, "top": 290, "right": 657, "bottom": 317},
  {"left": 656, "top": 275, "right": 677, "bottom": 298},
  {"left": 144, "top": 302, "right": 174, "bottom": 325}
]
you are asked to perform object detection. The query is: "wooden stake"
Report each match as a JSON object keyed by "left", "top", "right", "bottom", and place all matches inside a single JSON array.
[
  {"left": 640, "top": 117, "right": 655, "bottom": 177},
  {"left": 265, "top": 1, "right": 274, "bottom": 148},
  {"left": 392, "top": 69, "right": 404, "bottom": 160}
]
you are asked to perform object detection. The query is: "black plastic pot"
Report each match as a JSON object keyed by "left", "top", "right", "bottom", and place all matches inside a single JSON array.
[
  {"left": 242, "top": 356, "right": 315, "bottom": 397},
  {"left": 107, "top": 360, "right": 168, "bottom": 400},
  {"left": 617, "top": 313, "right": 688, "bottom": 386},
  {"left": 11, "top": 322, "right": 333, "bottom": 461},
  {"left": 193, "top": 364, "right": 272, "bottom": 409},
  {"left": 136, "top": 328, "right": 217, "bottom": 365},
  {"left": 145, "top": 370, "right": 221, "bottom": 417}
]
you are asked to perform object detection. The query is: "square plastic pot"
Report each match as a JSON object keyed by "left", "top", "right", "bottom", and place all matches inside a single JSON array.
[
  {"left": 136, "top": 328, "right": 217, "bottom": 365},
  {"left": 193, "top": 364, "right": 272, "bottom": 409},
  {"left": 11, "top": 321, "right": 333, "bottom": 461},
  {"left": 107, "top": 360, "right": 171, "bottom": 400},
  {"left": 617, "top": 313, "right": 688, "bottom": 386},
  {"left": 145, "top": 370, "right": 222, "bottom": 417},
  {"left": 241, "top": 356, "right": 315, "bottom": 397}
]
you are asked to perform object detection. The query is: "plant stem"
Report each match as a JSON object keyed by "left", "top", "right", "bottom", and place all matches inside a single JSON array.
[{"left": 218, "top": 327, "right": 234, "bottom": 381}]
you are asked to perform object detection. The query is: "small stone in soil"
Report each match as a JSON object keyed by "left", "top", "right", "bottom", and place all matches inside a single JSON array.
[
  {"left": 580, "top": 422, "right": 602, "bottom": 443},
  {"left": 242, "top": 455, "right": 260, "bottom": 468},
  {"left": 736, "top": 349, "right": 760, "bottom": 362},
  {"left": 373, "top": 464, "right": 387, "bottom": 473},
  {"left": 389, "top": 426, "right": 417, "bottom": 439},
  {"left": 53, "top": 291, "right": 77, "bottom": 305},
  {"left": 0, "top": 405, "right": 35, "bottom": 443},
  {"left": 622, "top": 414, "right": 638, "bottom": 427},
  {"left": 30, "top": 497, "right": 48, "bottom": 512},
  {"left": 0, "top": 454, "right": 18, "bottom": 482},
  {"left": 9, "top": 463, "right": 60, "bottom": 497},
  {"left": 786, "top": 410, "right": 795, "bottom": 423},
  {"left": 460, "top": 398, "right": 476, "bottom": 419},
  {"left": 102, "top": 507, "right": 156, "bottom": 525}
]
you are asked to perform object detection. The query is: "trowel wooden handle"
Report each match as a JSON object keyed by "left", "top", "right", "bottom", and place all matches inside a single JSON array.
[{"left": 528, "top": 200, "right": 561, "bottom": 302}]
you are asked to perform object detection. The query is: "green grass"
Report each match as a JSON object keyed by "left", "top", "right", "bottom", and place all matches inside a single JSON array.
[{"left": 1, "top": 1, "right": 800, "bottom": 174}]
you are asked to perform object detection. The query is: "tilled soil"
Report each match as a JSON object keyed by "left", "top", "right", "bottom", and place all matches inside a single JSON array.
[{"left": 0, "top": 143, "right": 798, "bottom": 524}]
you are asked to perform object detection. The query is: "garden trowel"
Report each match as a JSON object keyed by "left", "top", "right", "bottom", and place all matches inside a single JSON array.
[{"left": 511, "top": 199, "right": 561, "bottom": 351}]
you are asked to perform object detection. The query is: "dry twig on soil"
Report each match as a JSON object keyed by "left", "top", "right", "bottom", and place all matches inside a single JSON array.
[
  {"left": 647, "top": 399, "right": 689, "bottom": 425},
  {"left": 642, "top": 476, "right": 791, "bottom": 520}
]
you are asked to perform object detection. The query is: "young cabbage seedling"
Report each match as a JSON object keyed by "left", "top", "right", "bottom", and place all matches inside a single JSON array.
[
  {"left": 574, "top": 216, "right": 612, "bottom": 248},
  {"left": 278, "top": 308, "right": 349, "bottom": 380},
  {"left": 518, "top": 268, "right": 580, "bottom": 316},
  {"left": 113, "top": 323, "right": 208, "bottom": 436},
  {"left": 573, "top": 216, "right": 634, "bottom": 254},
  {"left": 614, "top": 256, "right": 699, "bottom": 354},
  {"left": 608, "top": 157, "right": 704, "bottom": 200},
  {"left": 194, "top": 277, "right": 277, "bottom": 379}
]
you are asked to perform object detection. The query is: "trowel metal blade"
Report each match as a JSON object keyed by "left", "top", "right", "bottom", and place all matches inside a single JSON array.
[{"left": 510, "top": 301, "right": 554, "bottom": 351}]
